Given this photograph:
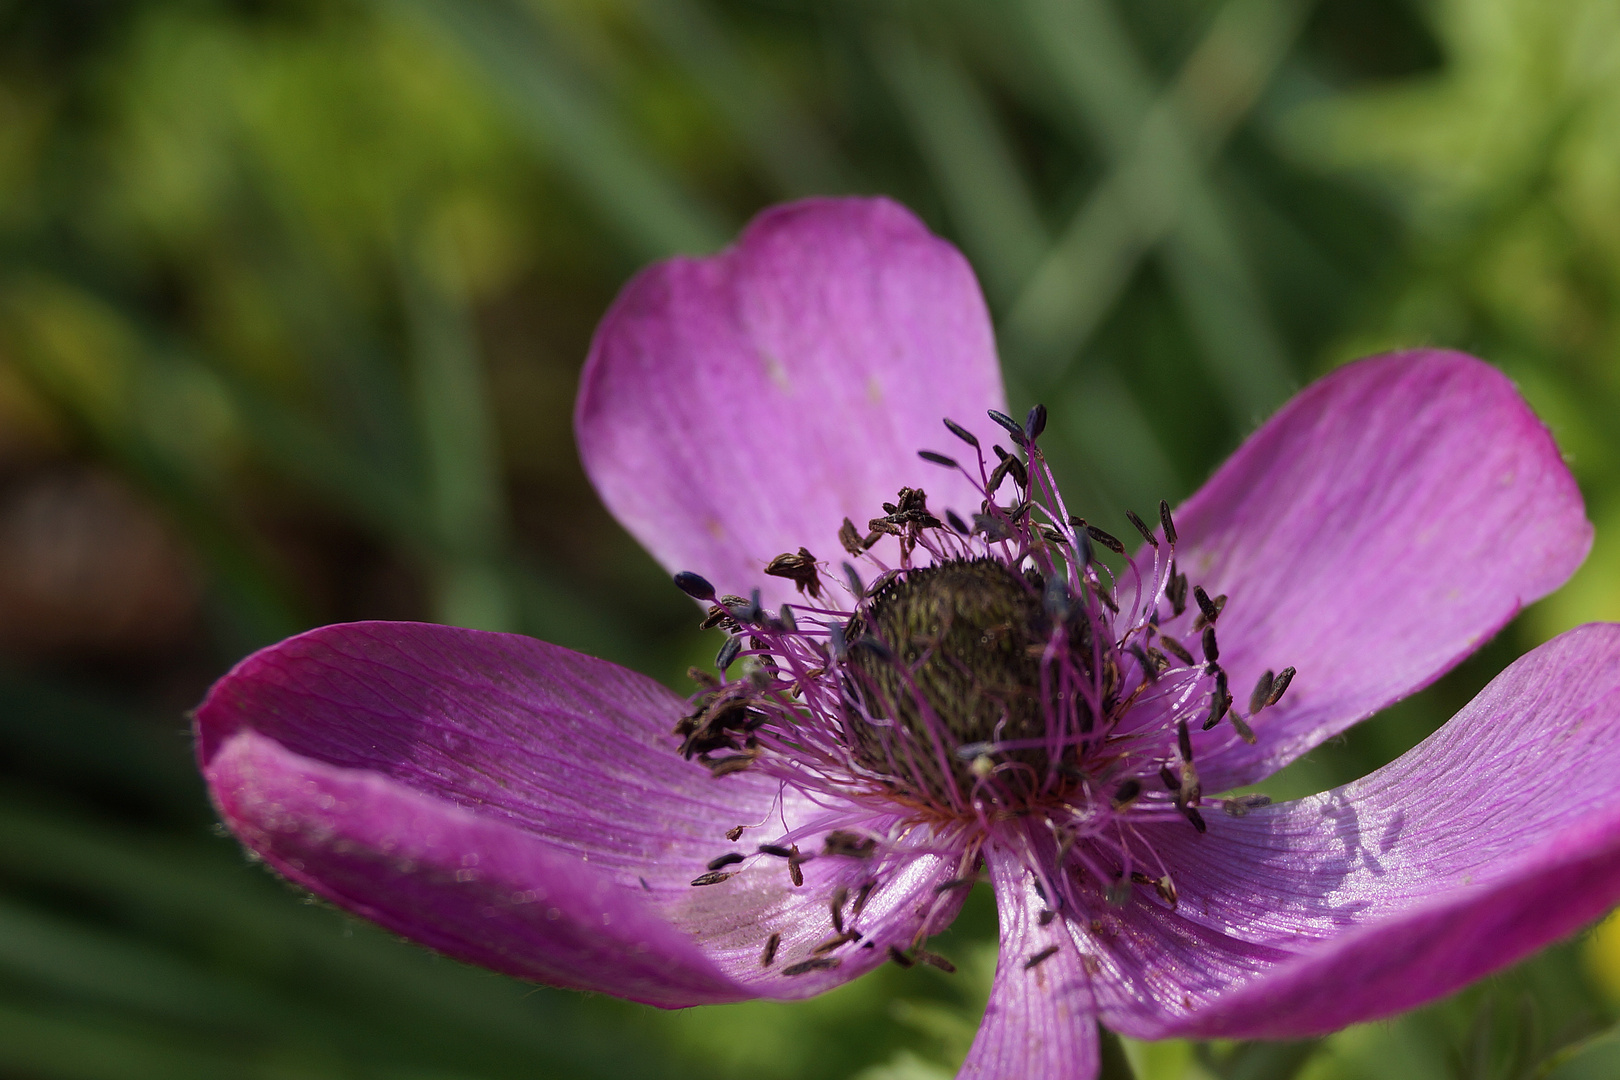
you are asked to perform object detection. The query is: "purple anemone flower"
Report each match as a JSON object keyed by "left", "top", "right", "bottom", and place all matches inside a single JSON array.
[{"left": 196, "top": 198, "right": 1620, "bottom": 1080}]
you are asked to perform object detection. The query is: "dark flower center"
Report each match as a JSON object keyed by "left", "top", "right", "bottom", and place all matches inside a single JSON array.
[{"left": 847, "top": 558, "right": 1054, "bottom": 798}]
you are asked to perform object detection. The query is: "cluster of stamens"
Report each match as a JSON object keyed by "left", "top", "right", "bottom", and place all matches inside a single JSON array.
[{"left": 668, "top": 405, "right": 1294, "bottom": 973}]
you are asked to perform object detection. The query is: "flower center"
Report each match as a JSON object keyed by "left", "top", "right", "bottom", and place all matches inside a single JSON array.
[
  {"left": 846, "top": 558, "right": 1052, "bottom": 798},
  {"left": 667, "top": 405, "right": 1295, "bottom": 972}
]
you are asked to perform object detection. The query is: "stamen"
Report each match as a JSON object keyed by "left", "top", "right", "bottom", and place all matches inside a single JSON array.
[
  {"left": 674, "top": 571, "right": 716, "bottom": 601},
  {"left": 1125, "top": 509, "right": 1157, "bottom": 549},
  {"left": 919, "top": 450, "right": 958, "bottom": 468},
  {"left": 1249, "top": 669, "right": 1275, "bottom": 714},
  {"left": 764, "top": 548, "right": 823, "bottom": 599},
  {"left": 943, "top": 417, "right": 979, "bottom": 448},
  {"left": 707, "top": 853, "right": 745, "bottom": 871},
  {"left": 782, "top": 957, "right": 840, "bottom": 976},
  {"left": 1024, "top": 404, "right": 1048, "bottom": 441},
  {"left": 691, "top": 871, "right": 735, "bottom": 886},
  {"left": 762, "top": 932, "right": 781, "bottom": 966},
  {"left": 1267, "top": 666, "right": 1296, "bottom": 706},
  {"left": 1024, "top": 945, "right": 1061, "bottom": 970},
  {"left": 1159, "top": 500, "right": 1178, "bottom": 546}
]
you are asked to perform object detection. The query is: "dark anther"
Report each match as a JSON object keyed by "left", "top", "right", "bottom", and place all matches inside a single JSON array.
[
  {"left": 687, "top": 666, "right": 720, "bottom": 689},
  {"left": 1085, "top": 523, "right": 1126, "bottom": 556},
  {"left": 1154, "top": 875, "right": 1178, "bottom": 909},
  {"left": 1043, "top": 576, "right": 1074, "bottom": 621},
  {"left": 1037, "top": 524, "right": 1068, "bottom": 546},
  {"left": 1127, "top": 644, "right": 1157, "bottom": 682},
  {"left": 782, "top": 957, "right": 840, "bottom": 976},
  {"left": 1125, "top": 509, "right": 1157, "bottom": 549},
  {"left": 1168, "top": 568, "right": 1189, "bottom": 617},
  {"left": 674, "top": 571, "right": 716, "bottom": 601},
  {"left": 1177, "top": 720, "right": 1194, "bottom": 762},
  {"left": 839, "top": 518, "right": 867, "bottom": 557},
  {"left": 830, "top": 885, "right": 848, "bottom": 933},
  {"left": 946, "top": 509, "right": 971, "bottom": 535},
  {"left": 1075, "top": 527, "right": 1094, "bottom": 568},
  {"left": 1023, "top": 945, "right": 1061, "bottom": 970},
  {"left": 1160, "top": 635, "right": 1195, "bottom": 666},
  {"left": 986, "top": 456, "right": 1012, "bottom": 495},
  {"left": 973, "top": 513, "right": 1012, "bottom": 541},
  {"left": 987, "top": 409, "right": 1027, "bottom": 446},
  {"left": 779, "top": 605, "right": 797, "bottom": 632},
  {"left": 1181, "top": 805, "right": 1207, "bottom": 834},
  {"left": 640, "top": 876, "right": 652, "bottom": 891},
  {"left": 764, "top": 547, "right": 822, "bottom": 599},
  {"left": 1110, "top": 779, "right": 1141, "bottom": 808},
  {"left": 852, "top": 881, "right": 876, "bottom": 917},
  {"left": 1201, "top": 627, "right": 1219, "bottom": 664},
  {"left": 1193, "top": 586, "right": 1220, "bottom": 624},
  {"left": 1179, "top": 761, "right": 1202, "bottom": 806},
  {"left": 1230, "top": 712, "right": 1257, "bottom": 745},
  {"left": 1038, "top": 909, "right": 1056, "bottom": 926},
  {"left": 706, "top": 753, "right": 757, "bottom": 777},
  {"left": 842, "top": 562, "right": 865, "bottom": 600},
  {"left": 1159, "top": 765, "right": 1179, "bottom": 792},
  {"left": 700, "top": 605, "right": 738, "bottom": 632},
  {"left": 757, "top": 844, "right": 793, "bottom": 858},
  {"left": 762, "top": 932, "right": 781, "bottom": 967},
  {"left": 917, "top": 951, "right": 956, "bottom": 974},
  {"left": 944, "top": 417, "right": 980, "bottom": 449},
  {"left": 788, "top": 844, "right": 806, "bottom": 887},
  {"left": 1159, "top": 500, "right": 1178, "bottom": 545},
  {"left": 726, "top": 825, "right": 745, "bottom": 841},
  {"left": 707, "top": 852, "right": 745, "bottom": 871},
  {"left": 1204, "top": 682, "right": 1232, "bottom": 731},
  {"left": 814, "top": 931, "right": 861, "bottom": 955},
  {"left": 1024, "top": 404, "right": 1048, "bottom": 441},
  {"left": 1267, "top": 666, "right": 1296, "bottom": 707},
  {"left": 887, "top": 945, "right": 915, "bottom": 969},
  {"left": 823, "top": 830, "right": 877, "bottom": 859},
  {"left": 691, "top": 871, "right": 735, "bottom": 886},
  {"left": 919, "top": 449, "right": 958, "bottom": 468},
  {"left": 716, "top": 636, "right": 743, "bottom": 671},
  {"left": 932, "top": 878, "right": 974, "bottom": 895},
  {"left": 1249, "top": 670, "right": 1275, "bottom": 714},
  {"left": 1223, "top": 794, "right": 1272, "bottom": 817}
]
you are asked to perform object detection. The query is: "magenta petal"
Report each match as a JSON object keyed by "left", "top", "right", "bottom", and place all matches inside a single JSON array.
[
  {"left": 196, "top": 621, "right": 966, "bottom": 1004},
  {"left": 208, "top": 729, "right": 747, "bottom": 1005},
  {"left": 577, "top": 196, "right": 1007, "bottom": 607},
  {"left": 959, "top": 845, "right": 1100, "bottom": 1080},
  {"left": 1171, "top": 350, "right": 1591, "bottom": 789},
  {"left": 1095, "top": 624, "right": 1620, "bottom": 1038}
]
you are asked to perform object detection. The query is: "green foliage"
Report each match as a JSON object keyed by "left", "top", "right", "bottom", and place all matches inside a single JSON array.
[{"left": 0, "top": 0, "right": 1617, "bottom": 1076}]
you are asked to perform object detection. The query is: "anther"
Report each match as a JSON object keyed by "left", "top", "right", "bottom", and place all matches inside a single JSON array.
[
  {"left": 987, "top": 409, "right": 1027, "bottom": 446},
  {"left": 1075, "top": 528, "right": 1094, "bottom": 568},
  {"left": 1168, "top": 569, "right": 1189, "bottom": 616},
  {"left": 1038, "top": 909, "right": 1056, "bottom": 926},
  {"left": 842, "top": 562, "right": 865, "bottom": 600},
  {"left": 932, "top": 878, "right": 974, "bottom": 895},
  {"left": 1267, "top": 666, "right": 1295, "bottom": 706},
  {"left": 917, "top": 951, "right": 956, "bottom": 973},
  {"left": 1177, "top": 720, "right": 1194, "bottom": 762},
  {"left": 946, "top": 509, "right": 971, "bottom": 535},
  {"left": 716, "top": 636, "right": 742, "bottom": 671},
  {"left": 813, "top": 931, "right": 861, "bottom": 955},
  {"left": 1223, "top": 794, "right": 1272, "bottom": 817},
  {"left": 1230, "top": 712, "right": 1257, "bottom": 745},
  {"left": 1249, "top": 670, "right": 1275, "bottom": 714},
  {"left": 707, "top": 853, "right": 744, "bottom": 871},
  {"left": 919, "top": 450, "right": 958, "bottom": 468},
  {"left": 1024, "top": 945, "right": 1061, "bottom": 970},
  {"left": 706, "top": 753, "right": 757, "bottom": 776},
  {"left": 839, "top": 518, "right": 866, "bottom": 557},
  {"left": 1159, "top": 500, "right": 1178, "bottom": 546},
  {"left": 1111, "top": 779, "right": 1142, "bottom": 808},
  {"left": 1178, "top": 761, "right": 1201, "bottom": 806},
  {"left": 726, "top": 825, "right": 745, "bottom": 841},
  {"left": 944, "top": 417, "right": 979, "bottom": 449},
  {"left": 1201, "top": 626, "right": 1219, "bottom": 664},
  {"left": 852, "top": 881, "right": 876, "bottom": 917},
  {"left": 782, "top": 957, "right": 840, "bottom": 976},
  {"left": 1180, "top": 805, "right": 1207, "bottom": 834},
  {"left": 758, "top": 844, "right": 793, "bottom": 858},
  {"left": 1024, "top": 404, "right": 1048, "bottom": 442},
  {"left": 1125, "top": 509, "right": 1157, "bottom": 549},
  {"left": 1193, "top": 586, "right": 1220, "bottom": 624},
  {"left": 1154, "top": 875, "right": 1178, "bottom": 908},
  {"left": 823, "top": 831, "right": 877, "bottom": 859},
  {"left": 1159, "top": 765, "right": 1179, "bottom": 792},
  {"left": 762, "top": 932, "right": 781, "bottom": 967},
  {"left": 1085, "top": 523, "right": 1126, "bottom": 556},
  {"left": 1204, "top": 682, "right": 1232, "bottom": 730},
  {"left": 788, "top": 845, "right": 806, "bottom": 887},
  {"left": 887, "top": 946, "right": 915, "bottom": 969},
  {"left": 673, "top": 571, "right": 716, "bottom": 601},
  {"left": 1159, "top": 634, "right": 1198, "bottom": 667},
  {"left": 691, "top": 871, "right": 735, "bottom": 886},
  {"left": 830, "top": 885, "right": 848, "bottom": 933},
  {"left": 764, "top": 548, "right": 822, "bottom": 599}
]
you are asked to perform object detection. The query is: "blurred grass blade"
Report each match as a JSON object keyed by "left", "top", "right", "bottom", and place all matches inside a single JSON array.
[
  {"left": 1005, "top": 0, "right": 1311, "bottom": 417},
  {"left": 399, "top": 236, "right": 515, "bottom": 632},
  {"left": 869, "top": 20, "right": 1048, "bottom": 305},
  {"left": 389, "top": 0, "right": 730, "bottom": 259},
  {"left": 625, "top": 0, "right": 849, "bottom": 197}
]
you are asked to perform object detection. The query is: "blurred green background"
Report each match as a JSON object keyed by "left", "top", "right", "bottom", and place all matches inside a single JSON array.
[{"left": 2, "top": 0, "right": 1620, "bottom": 1077}]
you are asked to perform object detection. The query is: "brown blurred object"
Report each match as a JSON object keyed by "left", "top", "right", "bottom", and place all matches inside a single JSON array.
[{"left": 0, "top": 465, "right": 201, "bottom": 660}]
